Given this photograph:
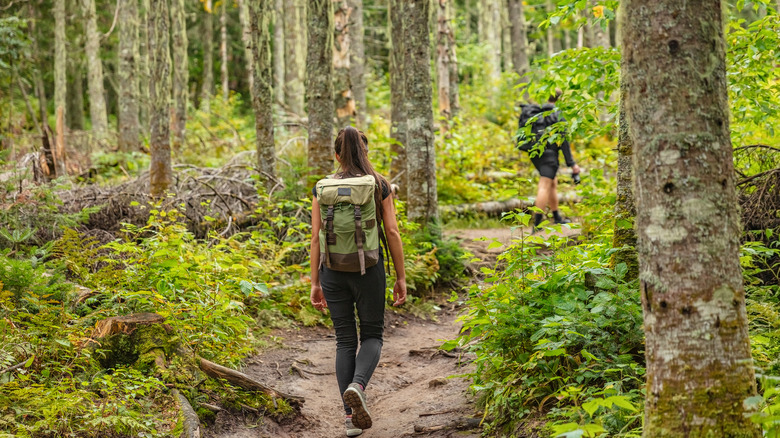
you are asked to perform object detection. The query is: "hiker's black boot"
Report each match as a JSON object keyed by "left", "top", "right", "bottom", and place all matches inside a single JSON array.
[
  {"left": 552, "top": 210, "right": 570, "bottom": 224},
  {"left": 532, "top": 213, "right": 544, "bottom": 233}
]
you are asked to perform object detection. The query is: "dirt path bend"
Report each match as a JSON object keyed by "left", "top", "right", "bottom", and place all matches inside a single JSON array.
[{"left": 207, "top": 309, "right": 480, "bottom": 438}]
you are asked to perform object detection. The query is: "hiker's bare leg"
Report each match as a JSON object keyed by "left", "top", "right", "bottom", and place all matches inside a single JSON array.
[
  {"left": 535, "top": 177, "right": 555, "bottom": 212},
  {"left": 548, "top": 177, "right": 559, "bottom": 212}
]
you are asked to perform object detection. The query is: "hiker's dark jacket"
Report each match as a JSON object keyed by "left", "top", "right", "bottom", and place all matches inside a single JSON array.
[{"left": 518, "top": 103, "right": 575, "bottom": 167}]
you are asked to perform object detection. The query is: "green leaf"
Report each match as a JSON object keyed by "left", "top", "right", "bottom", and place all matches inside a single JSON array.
[
  {"left": 487, "top": 240, "right": 504, "bottom": 250},
  {"left": 23, "top": 355, "right": 34, "bottom": 368},
  {"left": 582, "top": 399, "right": 601, "bottom": 416},
  {"left": 606, "top": 395, "right": 638, "bottom": 411}
]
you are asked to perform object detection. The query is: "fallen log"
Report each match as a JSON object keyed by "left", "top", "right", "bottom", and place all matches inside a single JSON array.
[
  {"left": 414, "top": 417, "right": 482, "bottom": 434},
  {"left": 199, "top": 357, "right": 305, "bottom": 407},
  {"left": 172, "top": 389, "right": 201, "bottom": 438},
  {"left": 441, "top": 193, "right": 581, "bottom": 217}
]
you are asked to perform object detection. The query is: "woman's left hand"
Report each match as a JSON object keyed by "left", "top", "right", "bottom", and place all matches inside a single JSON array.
[
  {"left": 392, "top": 279, "right": 407, "bottom": 307},
  {"left": 310, "top": 285, "right": 327, "bottom": 312}
]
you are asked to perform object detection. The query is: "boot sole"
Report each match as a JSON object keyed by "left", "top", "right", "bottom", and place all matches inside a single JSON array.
[{"left": 344, "top": 388, "right": 372, "bottom": 430}]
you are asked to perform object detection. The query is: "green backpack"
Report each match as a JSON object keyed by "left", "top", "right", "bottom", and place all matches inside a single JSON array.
[{"left": 316, "top": 174, "right": 382, "bottom": 275}]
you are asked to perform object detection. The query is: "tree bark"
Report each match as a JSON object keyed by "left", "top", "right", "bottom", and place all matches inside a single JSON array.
[
  {"left": 67, "top": 57, "right": 85, "bottom": 130},
  {"left": 271, "top": 0, "right": 284, "bottom": 104},
  {"left": 621, "top": 0, "right": 761, "bottom": 436},
  {"left": 238, "top": 0, "right": 254, "bottom": 95},
  {"left": 501, "top": 4, "right": 512, "bottom": 72},
  {"left": 348, "top": 0, "right": 366, "bottom": 127},
  {"left": 404, "top": 0, "right": 439, "bottom": 233},
  {"left": 436, "top": 0, "right": 452, "bottom": 124},
  {"left": 284, "top": 0, "right": 305, "bottom": 116},
  {"left": 611, "top": 84, "right": 637, "bottom": 280},
  {"left": 591, "top": 0, "right": 611, "bottom": 49},
  {"left": 389, "top": 0, "right": 407, "bottom": 198},
  {"left": 546, "top": 0, "right": 555, "bottom": 57},
  {"left": 220, "top": 0, "right": 229, "bottom": 101},
  {"left": 171, "top": 0, "right": 189, "bottom": 148},
  {"left": 200, "top": 1, "right": 214, "bottom": 115},
  {"left": 306, "top": 0, "right": 335, "bottom": 178},
  {"left": 149, "top": 0, "right": 172, "bottom": 197},
  {"left": 483, "top": 0, "right": 501, "bottom": 80},
  {"left": 138, "top": 0, "right": 150, "bottom": 131},
  {"left": 333, "top": 0, "right": 355, "bottom": 127},
  {"left": 82, "top": 0, "right": 109, "bottom": 139},
  {"left": 54, "top": 0, "right": 67, "bottom": 127},
  {"left": 507, "top": 0, "right": 529, "bottom": 77},
  {"left": 118, "top": 0, "right": 141, "bottom": 152},
  {"left": 249, "top": 0, "right": 278, "bottom": 193}
]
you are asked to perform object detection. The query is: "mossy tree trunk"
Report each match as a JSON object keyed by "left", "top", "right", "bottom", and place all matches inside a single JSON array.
[
  {"left": 170, "top": 0, "right": 188, "bottom": 148},
  {"left": 249, "top": 0, "right": 277, "bottom": 193},
  {"left": 611, "top": 84, "right": 637, "bottom": 280},
  {"left": 200, "top": 1, "right": 214, "bottom": 115},
  {"left": 81, "top": 0, "right": 109, "bottom": 140},
  {"left": 436, "top": 0, "right": 452, "bottom": 125},
  {"left": 621, "top": 0, "right": 761, "bottom": 436},
  {"left": 306, "top": 0, "right": 335, "bottom": 178},
  {"left": 118, "top": 0, "right": 140, "bottom": 152},
  {"left": 67, "top": 58, "right": 85, "bottom": 130},
  {"left": 333, "top": 0, "right": 355, "bottom": 127},
  {"left": 284, "top": 0, "right": 306, "bottom": 116},
  {"left": 149, "top": 0, "right": 172, "bottom": 198},
  {"left": 404, "top": 0, "right": 440, "bottom": 235},
  {"left": 500, "top": 4, "right": 511, "bottom": 72},
  {"left": 54, "top": 0, "right": 66, "bottom": 128},
  {"left": 348, "top": 0, "right": 366, "bottom": 127},
  {"left": 389, "top": 0, "right": 407, "bottom": 199},
  {"left": 507, "top": 0, "right": 530, "bottom": 78},
  {"left": 138, "top": 0, "right": 150, "bottom": 131},
  {"left": 271, "top": 0, "right": 284, "bottom": 104}
]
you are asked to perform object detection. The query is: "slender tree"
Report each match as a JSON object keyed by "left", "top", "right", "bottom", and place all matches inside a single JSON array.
[
  {"left": 249, "top": 0, "right": 277, "bottom": 192},
  {"left": 348, "top": 0, "right": 366, "bottom": 126},
  {"left": 507, "top": 0, "right": 530, "bottom": 77},
  {"left": 483, "top": 0, "right": 501, "bottom": 79},
  {"left": 54, "top": 0, "right": 67, "bottom": 126},
  {"left": 389, "top": 0, "right": 407, "bottom": 198},
  {"left": 149, "top": 0, "right": 172, "bottom": 197},
  {"left": 171, "top": 0, "right": 188, "bottom": 147},
  {"left": 118, "top": 0, "right": 141, "bottom": 151},
  {"left": 81, "top": 0, "right": 109, "bottom": 139},
  {"left": 238, "top": 0, "right": 254, "bottom": 93},
  {"left": 272, "top": 0, "right": 284, "bottom": 103},
  {"left": 546, "top": 0, "right": 555, "bottom": 57},
  {"left": 306, "top": 0, "right": 334, "bottom": 177},
  {"left": 501, "top": 4, "right": 512, "bottom": 72},
  {"left": 436, "top": 0, "right": 452, "bottom": 123},
  {"left": 621, "top": 0, "right": 761, "bottom": 435},
  {"left": 611, "top": 84, "right": 637, "bottom": 279},
  {"left": 284, "top": 0, "right": 305, "bottom": 115},
  {"left": 200, "top": 1, "right": 214, "bottom": 114},
  {"left": 67, "top": 58, "right": 85, "bottom": 130},
  {"left": 138, "top": 0, "right": 151, "bottom": 130},
  {"left": 448, "top": 0, "right": 460, "bottom": 118},
  {"left": 220, "top": 0, "right": 229, "bottom": 101},
  {"left": 333, "top": 0, "right": 355, "bottom": 126},
  {"left": 404, "top": 0, "right": 439, "bottom": 233},
  {"left": 591, "top": 0, "right": 611, "bottom": 48}
]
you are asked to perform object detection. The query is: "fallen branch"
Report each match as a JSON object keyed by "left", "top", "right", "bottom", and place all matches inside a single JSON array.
[
  {"left": 441, "top": 194, "right": 581, "bottom": 217},
  {"left": 0, "top": 360, "right": 28, "bottom": 376},
  {"left": 172, "top": 389, "right": 201, "bottom": 438},
  {"left": 419, "top": 408, "right": 459, "bottom": 417},
  {"left": 414, "top": 417, "right": 482, "bottom": 434},
  {"left": 291, "top": 363, "right": 335, "bottom": 376},
  {"left": 198, "top": 357, "right": 304, "bottom": 406}
]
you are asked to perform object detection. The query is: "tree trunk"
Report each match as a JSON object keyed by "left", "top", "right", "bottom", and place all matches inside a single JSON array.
[
  {"left": 200, "top": 1, "right": 214, "bottom": 115},
  {"left": 54, "top": 0, "right": 67, "bottom": 127},
  {"left": 82, "top": 0, "right": 109, "bottom": 140},
  {"left": 171, "top": 0, "right": 188, "bottom": 148},
  {"left": 389, "top": 0, "right": 407, "bottom": 198},
  {"left": 249, "top": 0, "right": 277, "bottom": 193},
  {"left": 591, "top": 0, "right": 611, "bottom": 49},
  {"left": 501, "top": 4, "right": 512, "bottom": 72},
  {"left": 621, "top": 0, "right": 761, "bottom": 436},
  {"left": 546, "top": 0, "right": 554, "bottom": 57},
  {"left": 348, "top": 0, "right": 366, "bottom": 127},
  {"left": 284, "top": 0, "right": 305, "bottom": 116},
  {"left": 271, "top": 0, "right": 283, "bottom": 104},
  {"left": 138, "top": 0, "right": 150, "bottom": 131},
  {"left": 611, "top": 84, "right": 637, "bottom": 280},
  {"left": 404, "top": 0, "right": 439, "bottom": 233},
  {"left": 238, "top": 0, "right": 254, "bottom": 96},
  {"left": 220, "top": 0, "right": 229, "bottom": 101},
  {"left": 307, "top": 0, "right": 335, "bottom": 178},
  {"left": 333, "top": 0, "right": 355, "bottom": 127},
  {"left": 436, "top": 0, "right": 451, "bottom": 124},
  {"left": 507, "top": 0, "right": 530, "bottom": 77},
  {"left": 483, "top": 0, "right": 501, "bottom": 80},
  {"left": 118, "top": 0, "right": 141, "bottom": 152},
  {"left": 67, "top": 58, "right": 85, "bottom": 131},
  {"left": 149, "top": 0, "right": 172, "bottom": 197}
]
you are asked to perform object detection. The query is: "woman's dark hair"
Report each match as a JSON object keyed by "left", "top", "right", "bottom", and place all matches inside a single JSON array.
[{"left": 334, "top": 126, "right": 390, "bottom": 224}]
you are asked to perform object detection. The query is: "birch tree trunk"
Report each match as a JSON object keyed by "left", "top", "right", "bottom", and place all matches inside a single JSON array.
[
  {"left": 238, "top": 0, "right": 254, "bottom": 95},
  {"left": 284, "top": 0, "right": 305, "bottom": 115},
  {"left": 333, "top": 0, "right": 355, "bottom": 127},
  {"left": 348, "top": 0, "right": 366, "bottom": 127},
  {"left": 484, "top": 0, "right": 501, "bottom": 80},
  {"left": 404, "top": 0, "right": 439, "bottom": 233},
  {"left": 436, "top": 0, "right": 451, "bottom": 123},
  {"left": 501, "top": 5, "right": 512, "bottom": 72},
  {"left": 546, "top": 0, "right": 555, "bottom": 57},
  {"left": 249, "top": 0, "right": 277, "bottom": 192},
  {"left": 621, "top": 0, "right": 761, "bottom": 435},
  {"left": 118, "top": 0, "right": 141, "bottom": 151},
  {"left": 149, "top": 0, "right": 172, "bottom": 197},
  {"left": 507, "top": 0, "right": 529, "bottom": 77},
  {"left": 271, "top": 0, "right": 284, "bottom": 104},
  {"left": 54, "top": 0, "right": 67, "bottom": 127},
  {"left": 82, "top": 0, "right": 109, "bottom": 140},
  {"left": 389, "top": 0, "right": 407, "bottom": 198},
  {"left": 170, "top": 0, "right": 188, "bottom": 148},
  {"left": 220, "top": 0, "right": 229, "bottom": 101},
  {"left": 306, "top": 0, "right": 335, "bottom": 177},
  {"left": 200, "top": 1, "right": 214, "bottom": 115},
  {"left": 138, "top": 0, "right": 150, "bottom": 131}
]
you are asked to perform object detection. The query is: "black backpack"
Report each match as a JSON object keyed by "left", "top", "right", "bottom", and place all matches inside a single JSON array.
[{"left": 516, "top": 103, "right": 559, "bottom": 152}]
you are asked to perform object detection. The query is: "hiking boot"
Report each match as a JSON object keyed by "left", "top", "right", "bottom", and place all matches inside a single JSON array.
[
  {"left": 345, "top": 417, "right": 363, "bottom": 437},
  {"left": 343, "top": 383, "right": 372, "bottom": 430},
  {"left": 554, "top": 217, "right": 571, "bottom": 225}
]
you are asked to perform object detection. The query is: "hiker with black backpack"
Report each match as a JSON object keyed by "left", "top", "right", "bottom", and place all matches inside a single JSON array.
[
  {"left": 309, "top": 126, "right": 407, "bottom": 437},
  {"left": 517, "top": 89, "right": 581, "bottom": 230}
]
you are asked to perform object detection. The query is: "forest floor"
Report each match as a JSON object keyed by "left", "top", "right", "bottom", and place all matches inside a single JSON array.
[{"left": 206, "top": 224, "right": 580, "bottom": 438}]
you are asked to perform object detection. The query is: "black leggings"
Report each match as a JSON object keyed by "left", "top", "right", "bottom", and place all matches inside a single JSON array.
[{"left": 320, "top": 258, "right": 386, "bottom": 415}]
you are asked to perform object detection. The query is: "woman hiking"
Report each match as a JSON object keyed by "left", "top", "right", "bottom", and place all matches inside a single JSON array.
[{"left": 309, "top": 126, "right": 407, "bottom": 437}]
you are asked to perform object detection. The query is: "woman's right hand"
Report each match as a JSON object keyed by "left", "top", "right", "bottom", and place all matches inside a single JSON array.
[
  {"left": 392, "top": 279, "right": 407, "bottom": 307},
  {"left": 310, "top": 285, "right": 327, "bottom": 312}
]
